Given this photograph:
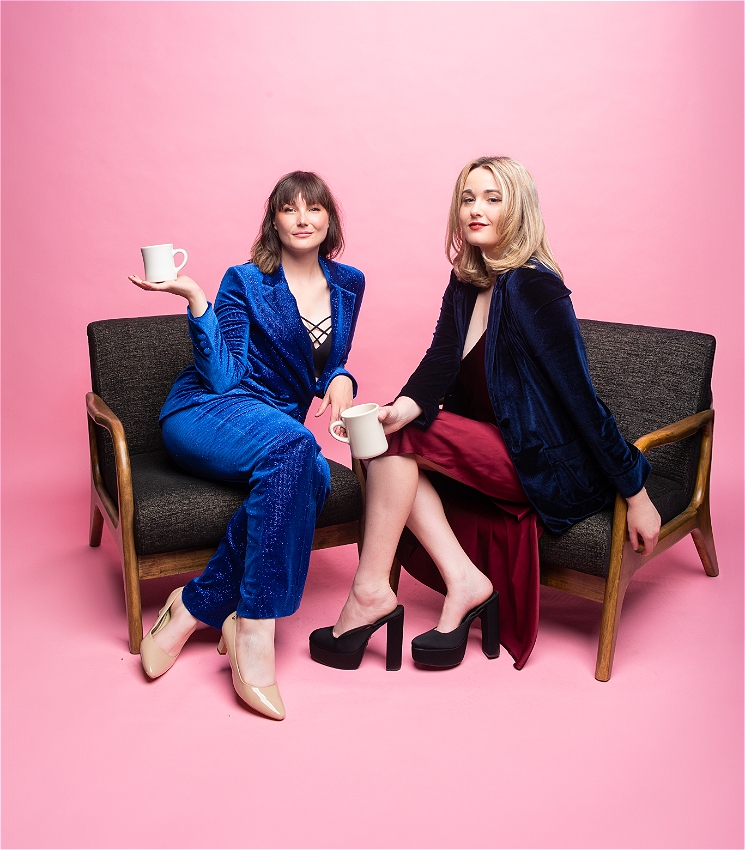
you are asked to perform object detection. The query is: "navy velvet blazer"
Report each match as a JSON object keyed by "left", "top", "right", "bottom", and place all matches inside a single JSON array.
[
  {"left": 160, "top": 257, "right": 364, "bottom": 424},
  {"left": 400, "top": 265, "right": 650, "bottom": 533}
]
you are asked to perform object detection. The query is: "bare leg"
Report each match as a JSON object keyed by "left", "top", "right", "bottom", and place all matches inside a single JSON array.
[
  {"left": 153, "top": 600, "right": 276, "bottom": 686},
  {"left": 235, "top": 617, "right": 276, "bottom": 688},
  {"left": 335, "top": 454, "right": 492, "bottom": 635},
  {"left": 405, "top": 470, "right": 493, "bottom": 632},
  {"left": 333, "top": 454, "right": 418, "bottom": 635}
]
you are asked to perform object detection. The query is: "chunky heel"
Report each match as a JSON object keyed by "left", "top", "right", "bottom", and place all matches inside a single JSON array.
[
  {"left": 309, "top": 605, "right": 405, "bottom": 671},
  {"left": 385, "top": 607, "right": 405, "bottom": 671},
  {"left": 480, "top": 593, "right": 500, "bottom": 659},
  {"left": 411, "top": 591, "right": 500, "bottom": 668}
]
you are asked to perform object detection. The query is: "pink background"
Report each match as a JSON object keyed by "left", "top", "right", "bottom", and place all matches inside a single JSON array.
[{"left": 2, "top": 2, "right": 743, "bottom": 848}]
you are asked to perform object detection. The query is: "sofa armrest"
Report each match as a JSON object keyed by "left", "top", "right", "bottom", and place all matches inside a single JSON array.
[
  {"left": 634, "top": 409, "right": 713, "bottom": 453},
  {"left": 86, "top": 392, "right": 134, "bottom": 529}
]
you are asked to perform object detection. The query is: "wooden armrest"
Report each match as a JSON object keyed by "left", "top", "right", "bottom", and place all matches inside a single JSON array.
[
  {"left": 351, "top": 456, "right": 367, "bottom": 506},
  {"left": 86, "top": 392, "right": 127, "bottom": 441},
  {"left": 86, "top": 392, "right": 134, "bottom": 527},
  {"left": 634, "top": 409, "right": 713, "bottom": 454}
]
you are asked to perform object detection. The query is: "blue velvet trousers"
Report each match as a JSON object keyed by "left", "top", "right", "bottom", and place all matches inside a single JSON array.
[{"left": 161, "top": 397, "right": 331, "bottom": 628}]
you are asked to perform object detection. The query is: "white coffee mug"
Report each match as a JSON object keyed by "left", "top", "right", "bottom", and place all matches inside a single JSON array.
[
  {"left": 330, "top": 403, "right": 389, "bottom": 460},
  {"left": 141, "top": 243, "right": 188, "bottom": 283}
]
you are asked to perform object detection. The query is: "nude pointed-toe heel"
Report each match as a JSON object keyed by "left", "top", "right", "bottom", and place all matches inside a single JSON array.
[
  {"left": 140, "top": 586, "right": 186, "bottom": 679},
  {"left": 220, "top": 613, "right": 286, "bottom": 721}
]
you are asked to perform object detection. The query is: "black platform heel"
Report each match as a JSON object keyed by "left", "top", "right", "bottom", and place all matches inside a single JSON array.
[
  {"left": 309, "top": 605, "right": 405, "bottom": 671},
  {"left": 411, "top": 592, "right": 500, "bottom": 668}
]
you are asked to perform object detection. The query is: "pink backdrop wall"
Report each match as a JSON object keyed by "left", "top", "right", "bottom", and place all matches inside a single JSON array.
[
  {"left": 2, "top": 3, "right": 743, "bottom": 849},
  {"left": 3, "top": 1, "right": 743, "bottom": 485}
]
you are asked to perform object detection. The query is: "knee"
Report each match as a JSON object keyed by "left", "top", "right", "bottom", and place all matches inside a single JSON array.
[{"left": 265, "top": 424, "right": 319, "bottom": 470}]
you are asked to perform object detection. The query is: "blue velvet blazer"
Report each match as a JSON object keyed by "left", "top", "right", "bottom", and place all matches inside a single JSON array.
[
  {"left": 160, "top": 257, "right": 364, "bottom": 424},
  {"left": 399, "top": 265, "right": 650, "bottom": 533}
]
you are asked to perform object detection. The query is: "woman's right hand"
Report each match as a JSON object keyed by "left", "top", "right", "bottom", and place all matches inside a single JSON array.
[
  {"left": 378, "top": 396, "right": 423, "bottom": 435},
  {"left": 128, "top": 274, "right": 208, "bottom": 318}
]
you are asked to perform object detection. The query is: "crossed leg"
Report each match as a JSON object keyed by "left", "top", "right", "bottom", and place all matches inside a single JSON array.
[{"left": 333, "top": 454, "right": 493, "bottom": 636}]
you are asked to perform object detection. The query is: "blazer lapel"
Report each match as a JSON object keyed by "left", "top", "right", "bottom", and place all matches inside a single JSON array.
[
  {"left": 484, "top": 272, "right": 506, "bottom": 379},
  {"left": 319, "top": 258, "right": 356, "bottom": 383},
  {"left": 262, "top": 266, "right": 315, "bottom": 372}
]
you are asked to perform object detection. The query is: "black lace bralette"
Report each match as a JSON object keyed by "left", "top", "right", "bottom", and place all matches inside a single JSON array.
[{"left": 301, "top": 315, "right": 333, "bottom": 379}]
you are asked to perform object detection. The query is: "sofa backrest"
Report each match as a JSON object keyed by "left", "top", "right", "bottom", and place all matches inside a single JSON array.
[
  {"left": 578, "top": 319, "right": 715, "bottom": 499},
  {"left": 87, "top": 314, "right": 716, "bottom": 503},
  {"left": 88, "top": 315, "right": 191, "bottom": 471}
]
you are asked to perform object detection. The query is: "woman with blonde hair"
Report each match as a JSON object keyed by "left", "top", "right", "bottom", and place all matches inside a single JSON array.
[{"left": 309, "top": 156, "right": 660, "bottom": 670}]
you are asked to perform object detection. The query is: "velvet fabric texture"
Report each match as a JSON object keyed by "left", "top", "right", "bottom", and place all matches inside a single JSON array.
[
  {"left": 160, "top": 259, "right": 364, "bottom": 625},
  {"left": 400, "top": 266, "right": 651, "bottom": 533}
]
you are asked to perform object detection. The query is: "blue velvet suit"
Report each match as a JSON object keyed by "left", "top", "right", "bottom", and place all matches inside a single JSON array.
[
  {"left": 159, "top": 258, "right": 364, "bottom": 627},
  {"left": 399, "top": 265, "right": 650, "bottom": 533}
]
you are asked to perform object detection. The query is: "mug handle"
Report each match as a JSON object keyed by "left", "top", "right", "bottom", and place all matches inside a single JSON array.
[
  {"left": 329, "top": 420, "right": 349, "bottom": 443},
  {"left": 173, "top": 248, "right": 188, "bottom": 274}
]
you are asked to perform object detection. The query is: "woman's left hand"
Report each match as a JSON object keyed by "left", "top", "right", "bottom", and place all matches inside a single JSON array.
[
  {"left": 316, "top": 375, "right": 354, "bottom": 437},
  {"left": 626, "top": 487, "right": 661, "bottom": 555}
]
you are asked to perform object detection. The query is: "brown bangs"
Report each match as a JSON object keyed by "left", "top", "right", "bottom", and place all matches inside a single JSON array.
[
  {"left": 271, "top": 172, "right": 333, "bottom": 212},
  {"left": 251, "top": 171, "right": 345, "bottom": 275}
]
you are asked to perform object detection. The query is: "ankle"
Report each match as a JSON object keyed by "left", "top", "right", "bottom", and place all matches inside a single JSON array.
[
  {"left": 236, "top": 617, "right": 275, "bottom": 642},
  {"left": 350, "top": 581, "right": 396, "bottom": 609},
  {"left": 170, "top": 596, "right": 199, "bottom": 629}
]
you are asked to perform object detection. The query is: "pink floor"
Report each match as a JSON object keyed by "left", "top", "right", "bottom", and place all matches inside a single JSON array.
[
  {"left": 2, "top": 470, "right": 742, "bottom": 849},
  {"left": 2, "top": 3, "right": 743, "bottom": 846}
]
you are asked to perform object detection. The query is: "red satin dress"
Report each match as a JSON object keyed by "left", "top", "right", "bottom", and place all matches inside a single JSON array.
[{"left": 386, "top": 332, "right": 542, "bottom": 669}]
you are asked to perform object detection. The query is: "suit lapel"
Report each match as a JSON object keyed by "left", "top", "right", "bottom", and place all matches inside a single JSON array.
[
  {"left": 319, "top": 258, "right": 356, "bottom": 384},
  {"left": 262, "top": 266, "right": 315, "bottom": 372},
  {"left": 260, "top": 259, "right": 356, "bottom": 387}
]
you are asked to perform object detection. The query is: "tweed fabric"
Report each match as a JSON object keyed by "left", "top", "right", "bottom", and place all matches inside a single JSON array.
[
  {"left": 578, "top": 319, "right": 714, "bottom": 502},
  {"left": 103, "top": 452, "right": 361, "bottom": 556},
  {"left": 538, "top": 471, "right": 689, "bottom": 577},
  {"left": 88, "top": 314, "right": 191, "bottom": 472}
]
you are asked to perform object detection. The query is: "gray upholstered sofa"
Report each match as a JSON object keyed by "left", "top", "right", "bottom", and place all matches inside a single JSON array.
[{"left": 87, "top": 315, "right": 716, "bottom": 680}]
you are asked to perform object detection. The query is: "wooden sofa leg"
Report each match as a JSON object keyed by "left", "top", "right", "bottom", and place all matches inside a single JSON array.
[
  {"left": 389, "top": 557, "right": 402, "bottom": 594},
  {"left": 691, "top": 490, "right": 719, "bottom": 577},
  {"left": 89, "top": 500, "right": 104, "bottom": 547},
  {"left": 596, "top": 584, "right": 626, "bottom": 682},
  {"left": 595, "top": 548, "right": 635, "bottom": 682},
  {"left": 122, "top": 549, "right": 144, "bottom": 654}
]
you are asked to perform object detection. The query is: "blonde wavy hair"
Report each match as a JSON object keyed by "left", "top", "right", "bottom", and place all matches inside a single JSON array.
[{"left": 446, "top": 156, "right": 562, "bottom": 288}]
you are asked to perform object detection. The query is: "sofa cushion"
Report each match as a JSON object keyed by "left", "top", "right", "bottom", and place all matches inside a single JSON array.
[
  {"left": 538, "top": 471, "right": 690, "bottom": 578},
  {"left": 104, "top": 451, "right": 362, "bottom": 556}
]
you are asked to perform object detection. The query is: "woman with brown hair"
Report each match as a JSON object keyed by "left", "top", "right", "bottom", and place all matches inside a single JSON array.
[
  {"left": 129, "top": 171, "right": 365, "bottom": 718},
  {"left": 310, "top": 156, "right": 660, "bottom": 671}
]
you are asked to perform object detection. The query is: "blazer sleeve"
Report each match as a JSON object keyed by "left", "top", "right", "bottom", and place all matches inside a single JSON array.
[
  {"left": 318, "top": 270, "right": 365, "bottom": 398},
  {"left": 398, "top": 273, "right": 463, "bottom": 426},
  {"left": 516, "top": 281, "right": 650, "bottom": 498},
  {"left": 187, "top": 267, "right": 252, "bottom": 395}
]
